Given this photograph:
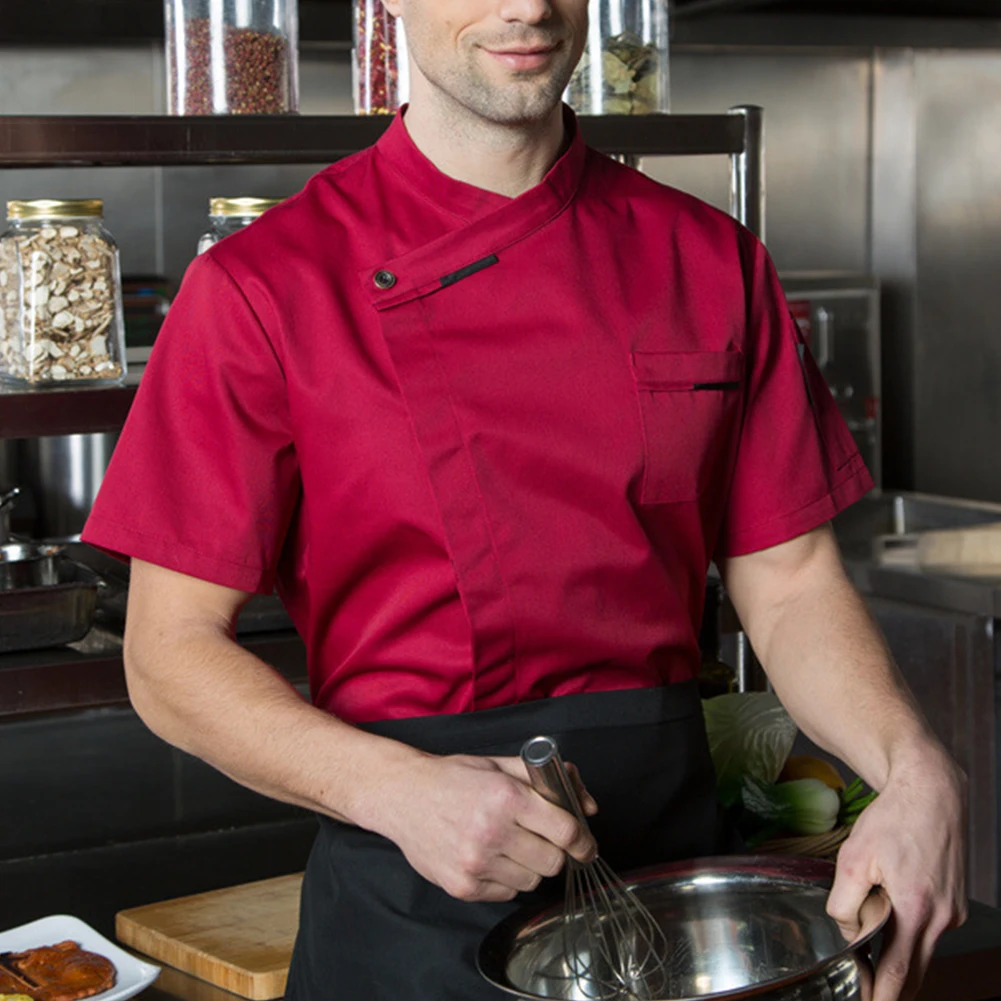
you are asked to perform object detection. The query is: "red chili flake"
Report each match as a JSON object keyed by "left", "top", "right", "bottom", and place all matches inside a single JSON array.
[
  {"left": 355, "top": 1, "right": 400, "bottom": 115},
  {"left": 169, "top": 17, "right": 292, "bottom": 115}
]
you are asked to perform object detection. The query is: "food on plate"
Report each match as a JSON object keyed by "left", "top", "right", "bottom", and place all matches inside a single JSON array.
[
  {"left": 0, "top": 963, "right": 36, "bottom": 995},
  {"left": 0, "top": 941, "right": 117, "bottom": 1001},
  {"left": 0, "top": 995, "right": 36, "bottom": 1001}
]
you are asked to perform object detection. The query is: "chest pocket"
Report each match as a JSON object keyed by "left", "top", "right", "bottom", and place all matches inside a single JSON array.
[{"left": 631, "top": 350, "right": 745, "bottom": 504}]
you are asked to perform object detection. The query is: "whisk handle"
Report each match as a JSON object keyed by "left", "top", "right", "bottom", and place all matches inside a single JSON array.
[{"left": 520, "top": 735, "right": 592, "bottom": 831}]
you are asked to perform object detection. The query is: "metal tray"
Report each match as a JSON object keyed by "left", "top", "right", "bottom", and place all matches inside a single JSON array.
[
  {"left": 0, "top": 559, "right": 99, "bottom": 654},
  {"left": 57, "top": 541, "right": 294, "bottom": 636}
]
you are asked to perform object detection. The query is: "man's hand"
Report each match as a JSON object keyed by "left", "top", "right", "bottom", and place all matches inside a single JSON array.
[
  {"left": 721, "top": 525, "right": 969, "bottom": 1001},
  {"left": 827, "top": 747, "right": 968, "bottom": 1001},
  {"left": 123, "top": 561, "right": 597, "bottom": 897},
  {"left": 373, "top": 753, "right": 598, "bottom": 903},
  {"left": 124, "top": 561, "right": 596, "bottom": 903}
]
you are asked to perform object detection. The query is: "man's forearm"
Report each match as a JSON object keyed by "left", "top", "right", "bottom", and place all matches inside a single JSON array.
[
  {"left": 124, "top": 626, "right": 424, "bottom": 827},
  {"left": 723, "top": 527, "right": 941, "bottom": 791},
  {"left": 120, "top": 561, "right": 600, "bottom": 904},
  {"left": 760, "top": 574, "right": 934, "bottom": 789}
]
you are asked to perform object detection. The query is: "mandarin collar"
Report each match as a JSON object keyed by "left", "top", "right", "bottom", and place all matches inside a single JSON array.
[{"left": 374, "top": 104, "right": 587, "bottom": 223}]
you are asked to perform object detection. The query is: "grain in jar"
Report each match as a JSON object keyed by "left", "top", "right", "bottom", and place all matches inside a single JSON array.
[{"left": 0, "top": 200, "right": 127, "bottom": 387}]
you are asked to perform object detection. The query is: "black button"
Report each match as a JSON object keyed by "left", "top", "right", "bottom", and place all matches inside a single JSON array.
[{"left": 373, "top": 269, "right": 397, "bottom": 290}]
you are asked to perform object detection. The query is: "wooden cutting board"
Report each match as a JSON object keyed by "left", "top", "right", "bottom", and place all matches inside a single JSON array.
[
  {"left": 116, "top": 873, "right": 303, "bottom": 1000},
  {"left": 916, "top": 524, "right": 1001, "bottom": 577}
]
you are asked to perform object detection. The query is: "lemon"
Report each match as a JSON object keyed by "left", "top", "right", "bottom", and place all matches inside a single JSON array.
[{"left": 779, "top": 754, "right": 846, "bottom": 791}]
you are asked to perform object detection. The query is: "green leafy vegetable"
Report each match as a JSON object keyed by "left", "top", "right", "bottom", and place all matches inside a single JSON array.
[
  {"left": 839, "top": 777, "right": 879, "bottom": 826},
  {"left": 742, "top": 776, "right": 841, "bottom": 837},
  {"left": 702, "top": 692, "right": 798, "bottom": 807}
]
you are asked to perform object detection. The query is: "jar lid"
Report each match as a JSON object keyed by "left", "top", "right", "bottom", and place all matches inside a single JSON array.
[
  {"left": 209, "top": 197, "right": 283, "bottom": 218},
  {"left": 7, "top": 198, "right": 104, "bottom": 220}
]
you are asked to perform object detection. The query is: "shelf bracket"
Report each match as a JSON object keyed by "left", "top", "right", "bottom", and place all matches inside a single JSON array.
[{"left": 728, "top": 104, "right": 766, "bottom": 242}]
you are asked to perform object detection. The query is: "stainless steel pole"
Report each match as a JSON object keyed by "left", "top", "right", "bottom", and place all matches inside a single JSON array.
[
  {"left": 728, "top": 104, "right": 766, "bottom": 242},
  {"left": 610, "top": 153, "right": 642, "bottom": 170},
  {"left": 729, "top": 104, "right": 766, "bottom": 694}
]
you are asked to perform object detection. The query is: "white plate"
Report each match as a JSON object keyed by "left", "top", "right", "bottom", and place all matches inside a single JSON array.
[{"left": 0, "top": 914, "right": 160, "bottom": 1001}]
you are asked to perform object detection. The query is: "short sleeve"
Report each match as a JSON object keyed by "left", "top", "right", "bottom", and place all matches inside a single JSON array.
[
  {"left": 715, "top": 234, "right": 874, "bottom": 559},
  {"left": 82, "top": 252, "right": 300, "bottom": 594}
]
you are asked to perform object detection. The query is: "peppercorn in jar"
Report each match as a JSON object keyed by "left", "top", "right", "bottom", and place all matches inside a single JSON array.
[
  {"left": 0, "top": 200, "right": 127, "bottom": 387},
  {"left": 165, "top": 0, "right": 299, "bottom": 115},
  {"left": 353, "top": 0, "right": 409, "bottom": 115}
]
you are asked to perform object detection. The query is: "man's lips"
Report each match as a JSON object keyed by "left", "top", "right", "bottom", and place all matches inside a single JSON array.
[{"left": 482, "top": 42, "right": 561, "bottom": 71}]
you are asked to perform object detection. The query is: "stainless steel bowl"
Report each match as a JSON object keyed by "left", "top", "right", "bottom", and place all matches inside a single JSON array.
[
  {"left": 478, "top": 856, "right": 889, "bottom": 1001},
  {"left": 0, "top": 542, "right": 65, "bottom": 590}
]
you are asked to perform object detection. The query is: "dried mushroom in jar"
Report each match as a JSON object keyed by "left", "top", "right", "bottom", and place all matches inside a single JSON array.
[
  {"left": 0, "top": 201, "right": 126, "bottom": 386},
  {"left": 568, "top": 31, "right": 662, "bottom": 115}
]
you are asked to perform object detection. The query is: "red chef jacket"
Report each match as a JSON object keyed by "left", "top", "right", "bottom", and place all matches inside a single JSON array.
[{"left": 83, "top": 108, "right": 873, "bottom": 725}]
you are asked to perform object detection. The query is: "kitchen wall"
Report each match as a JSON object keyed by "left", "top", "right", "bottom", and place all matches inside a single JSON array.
[
  {"left": 0, "top": 28, "right": 999, "bottom": 922},
  {"left": 647, "top": 46, "right": 1001, "bottom": 502},
  {"left": 0, "top": 44, "right": 350, "bottom": 280},
  {"left": 0, "top": 37, "right": 999, "bottom": 499},
  {"left": 909, "top": 53, "right": 1001, "bottom": 500}
]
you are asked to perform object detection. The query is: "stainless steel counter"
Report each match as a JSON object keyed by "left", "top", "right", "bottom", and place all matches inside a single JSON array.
[
  {"left": 834, "top": 490, "right": 1001, "bottom": 617},
  {"left": 833, "top": 490, "right": 1001, "bottom": 907},
  {"left": 843, "top": 558, "right": 1001, "bottom": 619}
]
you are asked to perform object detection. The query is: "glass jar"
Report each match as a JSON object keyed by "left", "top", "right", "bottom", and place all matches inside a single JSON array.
[
  {"left": 165, "top": 0, "right": 299, "bottom": 115},
  {"left": 196, "top": 197, "right": 284, "bottom": 255},
  {"left": 353, "top": 0, "right": 409, "bottom": 115},
  {"left": 566, "top": 0, "right": 670, "bottom": 115},
  {"left": 0, "top": 200, "right": 127, "bottom": 387}
]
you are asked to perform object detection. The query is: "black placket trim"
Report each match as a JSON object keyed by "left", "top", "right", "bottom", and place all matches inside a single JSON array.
[
  {"left": 439, "top": 254, "right": 500, "bottom": 288},
  {"left": 693, "top": 381, "right": 741, "bottom": 391}
]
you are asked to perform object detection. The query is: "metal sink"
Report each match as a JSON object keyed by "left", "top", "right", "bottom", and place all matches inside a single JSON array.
[{"left": 833, "top": 490, "right": 1001, "bottom": 560}]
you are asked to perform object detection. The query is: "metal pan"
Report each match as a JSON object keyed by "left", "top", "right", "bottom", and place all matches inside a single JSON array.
[
  {"left": 478, "top": 855, "right": 890, "bottom": 1001},
  {"left": 0, "top": 542, "right": 65, "bottom": 590},
  {"left": 0, "top": 486, "right": 20, "bottom": 542},
  {"left": 0, "top": 559, "right": 98, "bottom": 653}
]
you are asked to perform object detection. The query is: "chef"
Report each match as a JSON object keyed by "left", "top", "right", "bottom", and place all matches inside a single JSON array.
[{"left": 83, "top": 0, "right": 966, "bottom": 999}]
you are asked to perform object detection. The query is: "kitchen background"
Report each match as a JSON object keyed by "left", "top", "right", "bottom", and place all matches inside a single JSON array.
[
  {"left": 1, "top": 19, "right": 999, "bottom": 498},
  {"left": 3, "top": 2, "right": 1001, "bottom": 936}
]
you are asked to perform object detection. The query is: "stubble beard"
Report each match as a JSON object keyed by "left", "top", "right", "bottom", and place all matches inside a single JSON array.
[{"left": 413, "top": 41, "right": 578, "bottom": 128}]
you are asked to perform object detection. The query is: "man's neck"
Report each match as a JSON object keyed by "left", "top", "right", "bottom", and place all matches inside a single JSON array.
[{"left": 401, "top": 88, "right": 567, "bottom": 199}]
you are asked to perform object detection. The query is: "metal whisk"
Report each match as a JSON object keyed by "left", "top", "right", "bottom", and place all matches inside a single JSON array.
[{"left": 521, "top": 735, "right": 672, "bottom": 1001}]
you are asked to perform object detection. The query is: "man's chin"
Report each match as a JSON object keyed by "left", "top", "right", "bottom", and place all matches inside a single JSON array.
[
  {"left": 468, "top": 84, "right": 566, "bottom": 125},
  {"left": 480, "top": 103, "right": 564, "bottom": 127}
]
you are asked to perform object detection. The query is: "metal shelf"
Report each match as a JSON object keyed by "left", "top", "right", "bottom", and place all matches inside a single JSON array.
[
  {"left": 0, "top": 113, "right": 746, "bottom": 168},
  {"left": 0, "top": 383, "right": 137, "bottom": 438},
  {"left": 583, "top": 113, "right": 746, "bottom": 156},
  {"left": 0, "top": 109, "right": 760, "bottom": 440},
  {"left": 0, "top": 0, "right": 352, "bottom": 45},
  {"left": 6, "top": 1, "right": 1001, "bottom": 47}
]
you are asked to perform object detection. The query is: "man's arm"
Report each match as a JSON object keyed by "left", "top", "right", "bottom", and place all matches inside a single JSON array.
[
  {"left": 719, "top": 524, "right": 967, "bottom": 1001},
  {"left": 124, "top": 559, "right": 596, "bottom": 902}
]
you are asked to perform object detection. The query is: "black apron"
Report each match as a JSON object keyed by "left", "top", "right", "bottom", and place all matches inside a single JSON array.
[{"left": 285, "top": 682, "right": 735, "bottom": 1001}]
